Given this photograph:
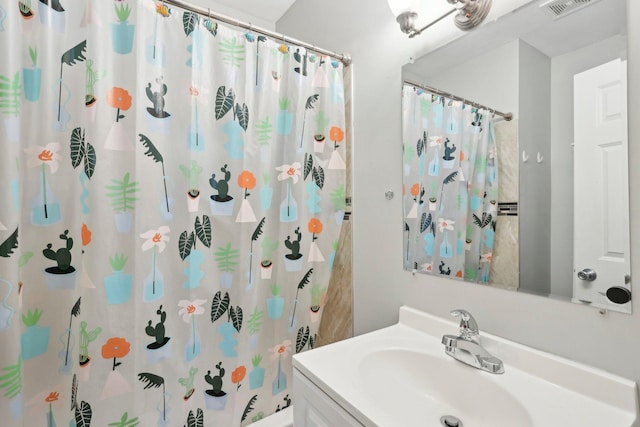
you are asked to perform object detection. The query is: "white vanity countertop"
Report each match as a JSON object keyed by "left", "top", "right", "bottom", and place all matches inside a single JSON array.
[{"left": 293, "top": 306, "right": 639, "bottom": 427}]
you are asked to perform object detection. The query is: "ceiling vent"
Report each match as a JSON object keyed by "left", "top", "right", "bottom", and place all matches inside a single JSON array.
[{"left": 539, "top": 0, "right": 603, "bottom": 19}]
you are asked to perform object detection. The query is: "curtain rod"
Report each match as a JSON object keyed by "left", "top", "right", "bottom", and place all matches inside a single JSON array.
[
  {"left": 404, "top": 79, "right": 513, "bottom": 121},
  {"left": 162, "top": 0, "right": 352, "bottom": 65}
]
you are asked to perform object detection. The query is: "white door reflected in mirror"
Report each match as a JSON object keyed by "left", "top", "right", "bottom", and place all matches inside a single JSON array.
[{"left": 573, "top": 58, "right": 631, "bottom": 312}]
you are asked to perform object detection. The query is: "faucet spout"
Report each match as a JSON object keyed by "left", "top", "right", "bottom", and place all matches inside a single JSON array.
[
  {"left": 479, "top": 356, "right": 504, "bottom": 374},
  {"left": 442, "top": 334, "right": 458, "bottom": 349}
]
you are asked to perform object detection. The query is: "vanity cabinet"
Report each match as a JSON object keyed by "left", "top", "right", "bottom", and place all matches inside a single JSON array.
[{"left": 293, "top": 368, "right": 364, "bottom": 427}]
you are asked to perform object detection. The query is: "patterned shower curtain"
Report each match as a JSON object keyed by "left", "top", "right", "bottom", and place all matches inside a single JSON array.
[
  {"left": 402, "top": 83, "right": 497, "bottom": 283},
  {"left": 0, "top": 1, "right": 347, "bottom": 426}
]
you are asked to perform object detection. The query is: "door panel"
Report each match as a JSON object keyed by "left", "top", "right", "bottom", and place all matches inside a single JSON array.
[{"left": 573, "top": 58, "right": 630, "bottom": 312}]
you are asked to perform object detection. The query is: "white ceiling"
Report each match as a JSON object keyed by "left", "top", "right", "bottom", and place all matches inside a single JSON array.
[{"left": 520, "top": 0, "right": 625, "bottom": 58}]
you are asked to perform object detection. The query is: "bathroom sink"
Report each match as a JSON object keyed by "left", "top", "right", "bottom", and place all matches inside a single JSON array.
[
  {"left": 359, "top": 349, "right": 532, "bottom": 427},
  {"left": 293, "top": 307, "right": 639, "bottom": 427}
]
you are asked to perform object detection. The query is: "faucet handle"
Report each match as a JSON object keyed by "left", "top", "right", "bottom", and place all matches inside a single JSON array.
[{"left": 450, "top": 309, "right": 479, "bottom": 339}]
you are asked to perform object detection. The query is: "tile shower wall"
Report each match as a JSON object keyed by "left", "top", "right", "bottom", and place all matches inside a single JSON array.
[
  {"left": 316, "top": 219, "right": 353, "bottom": 346},
  {"left": 317, "top": 66, "right": 354, "bottom": 347},
  {"left": 490, "top": 119, "right": 519, "bottom": 291}
]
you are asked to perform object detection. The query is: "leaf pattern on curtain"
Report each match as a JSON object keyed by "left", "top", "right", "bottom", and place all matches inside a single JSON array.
[
  {"left": 402, "top": 84, "right": 498, "bottom": 283},
  {"left": 0, "top": 1, "right": 347, "bottom": 426}
]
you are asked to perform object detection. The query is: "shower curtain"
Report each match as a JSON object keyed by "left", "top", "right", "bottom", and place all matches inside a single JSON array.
[
  {"left": 0, "top": 1, "right": 347, "bottom": 426},
  {"left": 402, "top": 83, "right": 497, "bottom": 283}
]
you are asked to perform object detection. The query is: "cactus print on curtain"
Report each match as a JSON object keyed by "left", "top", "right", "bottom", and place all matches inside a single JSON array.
[
  {"left": 0, "top": 1, "right": 347, "bottom": 426},
  {"left": 402, "top": 83, "right": 498, "bottom": 283}
]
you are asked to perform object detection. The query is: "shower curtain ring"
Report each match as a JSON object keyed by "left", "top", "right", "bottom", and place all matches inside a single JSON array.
[{"left": 207, "top": 8, "right": 211, "bottom": 19}]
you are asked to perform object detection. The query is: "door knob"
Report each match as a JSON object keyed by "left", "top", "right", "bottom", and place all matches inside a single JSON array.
[{"left": 577, "top": 268, "right": 597, "bottom": 281}]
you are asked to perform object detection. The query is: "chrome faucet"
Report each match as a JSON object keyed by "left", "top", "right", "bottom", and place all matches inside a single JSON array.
[{"left": 442, "top": 309, "right": 504, "bottom": 374}]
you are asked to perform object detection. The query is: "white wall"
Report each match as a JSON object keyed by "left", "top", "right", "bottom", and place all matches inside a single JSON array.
[
  {"left": 278, "top": 0, "right": 640, "bottom": 382},
  {"left": 518, "top": 40, "right": 551, "bottom": 296},
  {"left": 549, "top": 35, "right": 628, "bottom": 296},
  {"left": 405, "top": 39, "right": 519, "bottom": 118},
  {"left": 189, "top": 0, "right": 276, "bottom": 30}
]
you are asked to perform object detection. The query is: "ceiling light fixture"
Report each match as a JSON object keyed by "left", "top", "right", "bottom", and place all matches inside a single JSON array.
[{"left": 388, "top": 0, "right": 492, "bottom": 38}]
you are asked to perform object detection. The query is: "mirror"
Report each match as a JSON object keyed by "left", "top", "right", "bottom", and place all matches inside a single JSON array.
[{"left": 401, "top": 0, "right": 631, "bottom": 313}]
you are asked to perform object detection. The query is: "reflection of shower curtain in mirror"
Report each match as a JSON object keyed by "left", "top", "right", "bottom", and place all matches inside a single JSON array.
[{"left": 402, "top": 84, "right": 498, "bottom": 283}]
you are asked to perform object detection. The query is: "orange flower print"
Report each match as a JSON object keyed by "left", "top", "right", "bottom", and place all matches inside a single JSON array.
[
  {"left": 45, "top": 391, "right": 60, "bottom": 403},
  {"left": 308, "top": 218, "right": 323, "bottom": 235},
  {"left": 81, "top": 223, "right": 92, "bottom": 247},
  {"left": 238, "top": 170, "right": 256, "bottom": 199},
  {"left": 107, "top": 87, "right": 132, "bottom": 122},
  {"left": 107, "top": 87, "right": 132, "bottom": 111},
  {"left": 410, "top": 183, "right": 420, "bottom": 197},
  {"left": 102, "top": 337, "right": 131, "bottom": 371},
  {"left": 237, "top": 170, "right": 257, "bottom": 190},
  {"left": 231, "top": 365, "right": 247, "bottom": 390},
  {"left": 330, "top": 126, "right": 344, "bottom": 149},
  {"left": 101, "top": 337, "right": 131, "bottom": 359}
]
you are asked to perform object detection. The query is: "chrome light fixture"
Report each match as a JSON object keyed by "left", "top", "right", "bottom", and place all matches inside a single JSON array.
[{"left": 388, "top": 0, "right": 492, "bottom": 38}]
